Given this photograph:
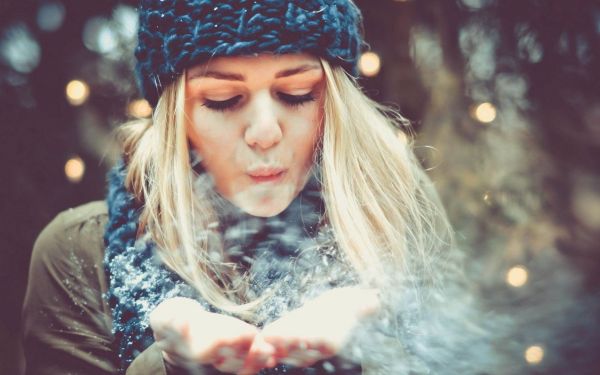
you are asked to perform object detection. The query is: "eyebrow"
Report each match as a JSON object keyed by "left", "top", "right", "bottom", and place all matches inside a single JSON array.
[{"left": 189, "top": 63, "right": 321, "bottom": 81}]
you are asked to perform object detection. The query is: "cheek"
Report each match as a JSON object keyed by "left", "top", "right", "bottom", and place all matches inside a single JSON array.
[
  {"left": 188, "top": 106, "right": 240, "bottom": 158},
  {"left": 286, "top": 106, "right": 322, "bottom": 159},
  {"left": 186, "top": 108, "right": 243, "bottom": 194}
]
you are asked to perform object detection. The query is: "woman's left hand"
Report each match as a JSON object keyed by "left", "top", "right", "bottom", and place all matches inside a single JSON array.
[{"left": 240, "top": 287, "right": 380, "bottom": 373}]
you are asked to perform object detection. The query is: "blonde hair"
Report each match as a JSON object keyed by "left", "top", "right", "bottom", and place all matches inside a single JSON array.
[{"left": 116, "top": 59, "right": 454, "bottom": 319}]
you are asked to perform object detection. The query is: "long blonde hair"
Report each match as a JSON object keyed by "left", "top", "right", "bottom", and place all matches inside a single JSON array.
[{"left": 116, "top": 58, "right": 454, "bottom": 319}]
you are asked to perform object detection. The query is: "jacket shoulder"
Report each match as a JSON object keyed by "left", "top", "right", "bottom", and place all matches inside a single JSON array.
[
  {"left": 23, "top": 201, "right": 118, "bottom": 374},
  {"left": 30, "top": 200, "right": 108, "bottom": 274},
  {"left": 56, "top": 200, "right": 108, "bottom": 229}
]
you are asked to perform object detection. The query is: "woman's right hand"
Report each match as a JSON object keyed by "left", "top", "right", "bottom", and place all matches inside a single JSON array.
[{"left": 149, "top": 297, "right": 276, "bottom": 374}]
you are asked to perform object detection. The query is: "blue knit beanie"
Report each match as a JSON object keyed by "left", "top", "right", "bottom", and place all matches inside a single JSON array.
[{"left": 135, "top": 0, "right": 366, "bottom": 106}]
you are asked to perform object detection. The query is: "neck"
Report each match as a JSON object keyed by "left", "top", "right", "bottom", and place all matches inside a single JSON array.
[{"left": 189, "top": 163, "right": 325, "bottom": 266}]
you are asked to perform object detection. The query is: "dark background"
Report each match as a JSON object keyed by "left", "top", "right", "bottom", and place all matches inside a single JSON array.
[{"left": 1, "top": 0, "right": 599, "bottom": 373}]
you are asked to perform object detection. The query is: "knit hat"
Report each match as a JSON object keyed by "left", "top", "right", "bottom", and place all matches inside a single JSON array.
[{"left": 135, "top": 0, "right": 366, "bottom": 106}]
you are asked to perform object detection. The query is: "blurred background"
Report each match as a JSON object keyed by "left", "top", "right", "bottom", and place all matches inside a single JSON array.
[{"left": 1, "top": 0, "right": 599, "bottom": 373}]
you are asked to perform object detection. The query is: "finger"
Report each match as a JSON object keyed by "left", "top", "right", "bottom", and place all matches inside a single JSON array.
[
  {"left": 263, "top": 336, "right": 288, "bottom": 358},
  {"left": 212, "top": 337, "right": 267, "bottom": 373},
  {"left": 236, "top": 365, "right": 257, "bottom": 375},
  {"left": 155, "top": 338, "right": 196, "bottom": 369},
  {"left": 249, "top": 334, "right": 275, "bottom": 359},
  {"left": 234, "top": 339, "right": 253, "bottom": 352},
  {"left": 314, "top": 342, "right": 337, "bottom": 357},
  {"left": 219, "top": 333, "right": 255, "bottom": 353},
  {"left": 237, "top": 363, "right": 262, "bottom": 375},
  {"left": 242, "top": 335, "right": 275, "bottom": 371},
  {"left": 153, "top": 320, "right": 196, "bottom": 364},
  {"left": 237, "top": 353, "right": 273, "bottom": 375},
  {"left": 199, "top": 344, "right": 240, "bottom": 371},
  {"left": 284, "top": 340, "right": 307, "bottom": 354},
  {"left": 217, "top": 346, "right": 237, "bottom": 358},
  {"left": 282, "top": 347, "right": 323, "bottom": 367},
  {"left": 207, "top": 334, "right": 254, "bottom": 363},
  {"left": 272, "top": 343, "right": 288, "bottom": 359},
  {"left": 215, "top": 357, "right": 246, "bottom": 373}
]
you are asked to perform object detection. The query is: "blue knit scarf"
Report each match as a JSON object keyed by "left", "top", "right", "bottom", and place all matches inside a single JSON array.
[{"left": 102, "top": 157, "right": 360, "bottom": 374}]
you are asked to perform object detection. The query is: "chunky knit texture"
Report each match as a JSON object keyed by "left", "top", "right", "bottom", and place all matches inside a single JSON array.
[{"left": 135, "top": 0, "right": 366, "bottom": 106}]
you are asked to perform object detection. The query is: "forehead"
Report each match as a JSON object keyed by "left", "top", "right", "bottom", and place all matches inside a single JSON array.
[{"left": 186, "top": 53, "right": 322, "bottom": 81}]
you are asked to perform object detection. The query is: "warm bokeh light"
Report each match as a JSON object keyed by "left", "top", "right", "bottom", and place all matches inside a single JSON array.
[
  {"left": 473, "top": 102, "right": 497, "bottom": 123},
  {"left": 506, "top": 265, "right": 528, "bottom": 287},
  {"left": 525, "top": 345, "right": 544, "bottom": 364},
  {"left": 65, "top": 80, "right": 90, "bottom": 106},
  {"left": 483, "top": 191, "right": 493, "bottom": 205},
  {"left": 359, "top": 51, "right": 381, "bottom": 77},
  {"left": 64, "top": 156, "right": 85, "bottom": 183},
  {"left": 128, "top": 99, "right": 153, "bottom": 118}
]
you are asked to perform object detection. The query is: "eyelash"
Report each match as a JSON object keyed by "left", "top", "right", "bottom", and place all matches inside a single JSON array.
[{"left": 203, "top": 92, "right": 316, "bottom": 112}]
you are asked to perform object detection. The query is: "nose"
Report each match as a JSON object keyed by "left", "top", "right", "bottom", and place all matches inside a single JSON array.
[{"left": 244, "top": 92, "right": 283, "bottom": 150}]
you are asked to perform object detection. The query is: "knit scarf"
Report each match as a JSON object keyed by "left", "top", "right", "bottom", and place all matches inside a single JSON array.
[{"left": 102, "top": 157, "right": 359, "bottom": 374}]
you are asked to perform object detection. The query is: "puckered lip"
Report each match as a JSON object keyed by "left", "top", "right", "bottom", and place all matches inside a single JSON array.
[{"left": 246, "top": 166, "right": 287, "bottom": 177}]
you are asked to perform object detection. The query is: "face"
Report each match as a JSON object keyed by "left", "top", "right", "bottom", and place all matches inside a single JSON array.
[{"left": 185, "top": 53, "right": 325, "bottom": 217}]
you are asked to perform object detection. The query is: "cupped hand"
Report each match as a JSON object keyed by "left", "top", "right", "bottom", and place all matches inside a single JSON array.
[
  {"left": 244, "top": 287, "right": 380, "bottom": 370},
  {"left": 149, "top": 297, "right": 276, "bottom": 374}
]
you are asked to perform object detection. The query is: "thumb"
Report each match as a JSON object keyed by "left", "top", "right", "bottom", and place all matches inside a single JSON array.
[{"left": 240, "top": 334, "right": 276, "bottom": 373}]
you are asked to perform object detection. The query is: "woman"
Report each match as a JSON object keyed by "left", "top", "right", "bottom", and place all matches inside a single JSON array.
[{"left": 22, "top": 1, "right": 455, "bottom": 374}]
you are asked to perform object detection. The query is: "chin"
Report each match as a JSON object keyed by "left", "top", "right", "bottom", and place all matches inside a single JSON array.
[
  {"left": 231, "top": 183, "right": 296, "bottom": 217},
  {"left": 242, "top": 203, "right": 288, "bottom": 218}
]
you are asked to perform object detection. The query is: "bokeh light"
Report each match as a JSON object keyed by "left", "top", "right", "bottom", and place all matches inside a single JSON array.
[
  {"left": 37, "top": 1, "right": 66, "bottom": 32},
  {"left": 128, "top": 99, "right": 153, "bottom": 118},
  {"left": 483, "top": 191, "right": 493, "bottom": 205},
  {"left": 65, "top": 80, "right": 90, "bottom": 106},
  {"left": 64, "top": 156, "right": 86, "bottom": 183},
  {"left": 359, "top": 51, "right": 382, "bottom": 77},
  {"left": 506, "top": 265, "right": 528, "bottom": 287},
  {"left": 83, "top": 17, "right": 118, "bottom": 55},
  {"left": 572, "top": 182, "right": 600, "bottom": 230},
  {"left": 0, "top": 23, "right": 41, "bottom": 73},
  {"left": 524, "top": 345, "right": 544, "bottom": 364},
  {"left": 473, "top": 102, "right": 497, "bottom": 123},
  {"left": 112, "top": 5, "right": 138, "bottom": 41}
]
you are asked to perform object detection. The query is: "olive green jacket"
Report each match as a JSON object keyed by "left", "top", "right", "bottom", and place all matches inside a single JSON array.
[
  {"left": 22, "top": 198, "right": 385, "bottom": 374},
  {"left": 22, "top": 201, "right": 180, "bottom": 375}
]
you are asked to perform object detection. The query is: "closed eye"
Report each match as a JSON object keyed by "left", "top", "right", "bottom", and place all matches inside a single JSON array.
[
  {"left": 277, "top": 92, "right": 316, "bottom": 108},
  {"left": 203, "top": 95, "right": 242, "bottom": 111},
  {"left": 203, "top": 92, "right": 316, "bottom": 112}
]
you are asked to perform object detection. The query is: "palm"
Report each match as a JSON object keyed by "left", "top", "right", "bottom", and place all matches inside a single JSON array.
[{"left": 150, "top": 297, "right": 273, "bottom": 374}]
